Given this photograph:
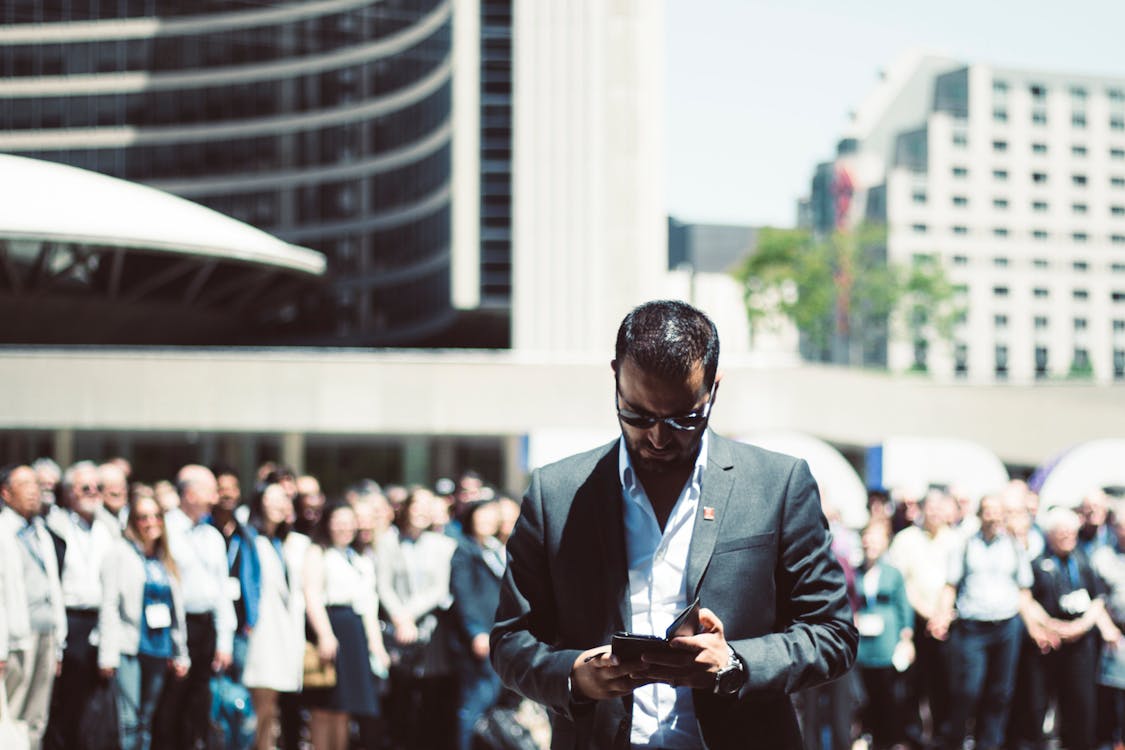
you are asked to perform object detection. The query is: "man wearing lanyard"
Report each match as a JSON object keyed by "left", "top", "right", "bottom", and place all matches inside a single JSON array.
[
  {"left": 209, "top": 465, "right": 261, "bottom": 678},
  {"left": 43, "top": 460, "right": 116, "bottom": 750},
  {"left": 154, "top": 464, "right": 237, "bottom": 750},
  {"left": 0, "top": 464, "right": 67, "bottom": 749}
]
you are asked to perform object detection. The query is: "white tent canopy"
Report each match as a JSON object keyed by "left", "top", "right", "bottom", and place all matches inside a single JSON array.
[
  {"left": 869, "top": 436, "right": 1010, "bottom": 506},
  {"left": 1034, "top": 439, "right": 1125, "bottom": 509},
  {"left": 737, "top": 431, "right": 868, "bottom": 530}
]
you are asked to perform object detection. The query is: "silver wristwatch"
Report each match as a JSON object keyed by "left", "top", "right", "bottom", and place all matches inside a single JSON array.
[{"left": 713, "top": 644, "right": 745, "bottom": 695}]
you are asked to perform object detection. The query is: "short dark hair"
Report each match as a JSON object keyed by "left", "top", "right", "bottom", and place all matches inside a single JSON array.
[
  {"left": 615, "top": 300, "right": 719, "bottom": 388},
  {"left": 211, "top": 463, "right": 239, "bottom": 482}
]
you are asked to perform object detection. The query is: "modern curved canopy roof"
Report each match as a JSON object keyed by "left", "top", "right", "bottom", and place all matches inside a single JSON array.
[{"left": 0, "top": 153, "right": 325, "bottom": 275}]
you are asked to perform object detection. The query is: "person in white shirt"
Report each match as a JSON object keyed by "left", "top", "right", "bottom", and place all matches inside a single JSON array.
[
  {"left": 152, "top": 464, "right": 236, "bottom": 750},
  {"left": 43, "top": 459, "right": 116, "bottom": 750},
  {"left": 0, "top": 464, "right": 67, "bottom": 750}
]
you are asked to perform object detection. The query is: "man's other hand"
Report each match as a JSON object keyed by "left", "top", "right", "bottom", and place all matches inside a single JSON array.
[
  {"left": 641, "top": 607, "right": 732, "bottom": 689},
  {"left": 212, "top": 650, "right": 232, "bottom": 672},
  {"left": 570, "top": 646, "right": 648, "bottom": 701}
]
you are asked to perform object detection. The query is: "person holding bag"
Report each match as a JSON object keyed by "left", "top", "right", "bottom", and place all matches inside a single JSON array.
[
  {"left": 303, "top": 502, "right": 388, "bottom": 750},
  {"left": 98, "top": 494, "right": 189, "bottom": 750}
]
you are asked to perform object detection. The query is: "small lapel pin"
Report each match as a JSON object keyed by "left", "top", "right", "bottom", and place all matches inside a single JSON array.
[{"left": 703, "top": 506, "right": 715, "bottom": 521}]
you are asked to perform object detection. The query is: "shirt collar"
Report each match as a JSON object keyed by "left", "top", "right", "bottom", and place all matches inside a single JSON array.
[{"left": 617, "top": 429, "right": 710, "bottom": 497}]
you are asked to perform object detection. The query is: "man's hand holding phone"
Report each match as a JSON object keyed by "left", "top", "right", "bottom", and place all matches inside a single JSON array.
[{"left": 639, "top": 607, "right": 731, "bottom": 689}]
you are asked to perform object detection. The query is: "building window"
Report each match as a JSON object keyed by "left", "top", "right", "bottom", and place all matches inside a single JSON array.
[
  {"left": 1116, "top": 349, "right": 1125, "bottom": 380},
  {"left": 1030, "top": 84, "right": 1048, "bottom": 99},
  {"left": 1073, "top": 112, "right": 1087, "bottom": 128},
  {"left": 1033, "top": 200, "right": 1049, "bottom": 212},
  {"left": 994, "top": 197, "right": 1009, "bottom": 209},
  {"left": 1113, "top": 176, "right": 1125, "bottom": 188},
  {"left": 1071, "top": 85, "right": 1088, "bottom": 99},
  {"left": 953, "top": 284, "right": 969, "bottom": 295},
  {"left": 994, "top": 108, "right": 1009, "bottom": 123},
  {"left": 1073, "top": 174, "right": 1088, "bottom": 187},
  {"left": 993, "top": 80, "right": 1009, "bottom": 93},
  {"left": 952, "top": 255, "right": 969, "bottom": 266},
  {"left": 1113, "top": 234, "right": 1125, "bottom": 244},
  {"left": 1072, "top": 348, "right": 1090, "bottom": 373},
  {"left": 1073, "top": 144, "right": 1088, "bottom": 157},
  {"left": 952, "top": 166, "right": 969, "bottom": 178},
  {"left": 1111, "top": 88, "right": 1125, "bottom": 102},
  {"left": 1033, "top": 229, "right": 1050, "bottom": 240},
  {"left": 953, "top": 225, "right": 969, "bottom": 235},
  {"left": 994, "top": 256, "right": 1009, "bottom": 267},
  {"left": 1074, "top": 317, "right": 1089, "bottom": 330},
  {"left": 1032, "top": 110, "right": 1048, "bottom": 125},
  {"left": 995, "top": 344, "right": 1009, "bottom": 378},
  {"left": 1033, "top": 259, "right": 1050, "bottom": 269},
  {"left": 952, "top": 195, "right": 969, "bottom": 207},
  {"left": 1032, "top": 142, "right": 1049, "bottom": 154},
  {"left": 1034, "top": 287, "right": 1050, "bottom": 299},
  {"left": 1073, "top": 203, "right": 1088, "bottom": 215},
  {"left": 912, "top": 223, "right": 928, "bottom": 234},
  {"left": 912, "top": 190, "right": 927, "bottom": 204},
  {"left": 1114, "top": 291, "right": 1125, "bottom": 303},
  {"left": 1032, "top": 171, "right": 1048, "bottom": 184},
  {"left": 994, "top": 168, "right": 1009, "bottom": 180},
  {"left": 1035, "top": 346, "right": 1049, "bottom": 379},
  {"left": 994, "top": 314, "right": 1009, "bottom": 329},
  {"left": 1113, "top": 116, "right": 1125, "bottom": 131},
  {"left": 993, "top": 227, "right": 1009, "bottom": 238},
  {"left": 1113, "top": 148, "right": 1125, "bottom": 160},
  {"left": 1114, "top": 263, "right": 1125, "bottom": 273},
  {"left": 1114, "top": 320, "right": 1125, "bottom": 332},
  {"left": 993, "top": 285, "right": 1010, "bottom": 297},
  {"left": 1073, "top": 231, "right": 1089, "bottom": 242},
  {"left": 993, "top": 140, "right": 1008, "bottom": 152},
  {"left": 1113, "top": 205, "right": 1125, "bottom": 216},
  {"left": 1074, "top": 260, "right": 1089, "bottom": 272},
  {"left": 1074, "top": 289, "right": 1090, "bottom": 301},
  {"left": 953, "top": 132, "right": 969, "bottom": 147},
  {"left": 955, "top": 342, "right": 968, "bottom": 377},
  {"left": 1035, "top": 316, "right": 1050, "bottom": 330}
]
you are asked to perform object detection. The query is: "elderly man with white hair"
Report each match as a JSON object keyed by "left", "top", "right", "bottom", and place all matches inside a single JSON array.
[
  {"left": 1022, "top": 506, "right": 1120, "bottom": 750},
  {"left": 97, "top": 462, "right": 129, "bottom": 533},
  {"left": 152, "top": 464, "right": 237, "bottom": 750},
  {"left": 43, "top": 460, "right": 118, "bottom": 750}
]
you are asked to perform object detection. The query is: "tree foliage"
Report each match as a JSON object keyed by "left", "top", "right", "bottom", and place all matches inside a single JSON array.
[{"left": 732, "top": 223, "right": 959, "bottom": 367}]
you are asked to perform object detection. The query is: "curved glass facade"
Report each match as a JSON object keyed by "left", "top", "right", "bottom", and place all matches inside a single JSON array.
[{"left": 0, "top": 0, "right": 454, "bottom": 344}]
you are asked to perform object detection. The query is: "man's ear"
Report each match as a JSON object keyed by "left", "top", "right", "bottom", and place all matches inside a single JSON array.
[{"left": 610, "top": 359, "right": 618, "bottom": 375}]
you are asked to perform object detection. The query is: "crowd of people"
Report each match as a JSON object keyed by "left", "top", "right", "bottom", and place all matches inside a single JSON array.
[
  {"left": 4, "top": 453, "right": 1125, "bottom": 750},
  {"left": 0, "top": 457, "right": 523, "bottom": 750},
  {"left": 799, "top": 481, "right": 1125, "bottom": 750}
]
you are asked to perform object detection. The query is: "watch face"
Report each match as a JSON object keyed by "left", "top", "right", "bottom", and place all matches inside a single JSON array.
[{"left": 717, "top": 665, "right": 743, "bottom": 695}]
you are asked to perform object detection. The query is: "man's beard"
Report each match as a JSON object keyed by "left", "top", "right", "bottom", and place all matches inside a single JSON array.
[{"left": 624, "top": 438, "right": 700, "bottom": 475}]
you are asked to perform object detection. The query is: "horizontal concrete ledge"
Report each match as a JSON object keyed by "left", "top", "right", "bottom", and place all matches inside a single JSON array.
[{"left": 0, "top": 347, "right": 1121, "bottom": 467}]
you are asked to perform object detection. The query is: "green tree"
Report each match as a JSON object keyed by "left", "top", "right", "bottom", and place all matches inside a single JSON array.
[{"left": 732, "top": 223, "right": 958, "bottom": 369}]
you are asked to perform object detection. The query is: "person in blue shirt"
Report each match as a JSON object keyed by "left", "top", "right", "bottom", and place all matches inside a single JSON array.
[{"left": 98, "top": 494, "right": 189, "bottom": 750}]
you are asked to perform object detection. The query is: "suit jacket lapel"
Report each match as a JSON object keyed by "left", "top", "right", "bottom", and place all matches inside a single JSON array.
[
  {"left": 686, "top": 431, "right": 736, "bottom": 600},
  {"left": 590, "top": 442, "right": 630, "bottom": 634}
]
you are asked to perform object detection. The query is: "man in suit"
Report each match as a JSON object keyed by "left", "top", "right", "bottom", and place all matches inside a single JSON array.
[{"left": 491, "top": 300, "right": 857, "bottom": 750}]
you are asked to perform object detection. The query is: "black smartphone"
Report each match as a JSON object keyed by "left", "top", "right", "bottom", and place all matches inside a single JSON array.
[{"left": 611, "top": 597, "right": 701, "bottom": 661}]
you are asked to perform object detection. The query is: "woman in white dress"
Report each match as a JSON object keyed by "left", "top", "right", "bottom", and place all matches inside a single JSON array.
[{"left": 241, "top": 481, "right": 308, "bottom": 750}]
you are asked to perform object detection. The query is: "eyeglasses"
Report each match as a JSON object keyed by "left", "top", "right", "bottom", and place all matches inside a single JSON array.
[{"left": 615, "top": 380, "right": 718, "bottom": 432}]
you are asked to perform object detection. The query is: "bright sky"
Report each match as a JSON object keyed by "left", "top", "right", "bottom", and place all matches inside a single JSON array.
[{"left": 666, "top": 0, "right": 1125, "bottom": 229}]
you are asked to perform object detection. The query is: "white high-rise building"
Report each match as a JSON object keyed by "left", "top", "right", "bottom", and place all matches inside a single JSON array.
[{"left": 811, "top": 52, "right": 1125, "bottom": 384}]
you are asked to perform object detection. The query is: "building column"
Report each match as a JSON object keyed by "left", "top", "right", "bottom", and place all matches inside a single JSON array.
[
  {"left": 281, "top": 432, "right": 305, "bottom": 476},
  {"left": 501, "top": 434, "right": 526, "bottom": 495},
  {"left": 52, "top": 428, "right": 74, "bottom": 469},
  {"left": 402, "top": 436, "right": 432, "bottom": 486}
]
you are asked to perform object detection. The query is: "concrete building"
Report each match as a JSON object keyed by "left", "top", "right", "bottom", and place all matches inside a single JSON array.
[{"left": 809, "top": 52, "right": 1125, "bottom": 384}]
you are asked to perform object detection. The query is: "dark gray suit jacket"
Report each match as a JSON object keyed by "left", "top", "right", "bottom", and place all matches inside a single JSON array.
[{"left": 490, "top": 432, "right": 858, "bottom": 749}]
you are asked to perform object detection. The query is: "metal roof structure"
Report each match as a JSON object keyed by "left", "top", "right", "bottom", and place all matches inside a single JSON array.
[{"left": 0, "top": 154, "right": 326, "bottom": 344}]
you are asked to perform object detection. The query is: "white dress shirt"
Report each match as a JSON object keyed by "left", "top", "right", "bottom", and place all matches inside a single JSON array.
[
  {"left": 165, "top": 508, "right": 237, "bottom": 655},
  {"left": 47, "top": 508, "right": 115, "bottom": 610},
  {"left": 619, "top": 433, "right": 708, "bottom": 749}
]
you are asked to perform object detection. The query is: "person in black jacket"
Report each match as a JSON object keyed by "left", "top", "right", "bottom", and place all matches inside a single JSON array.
[{"left": 449, "top": 498, "right": 506, "bottom": 750}]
